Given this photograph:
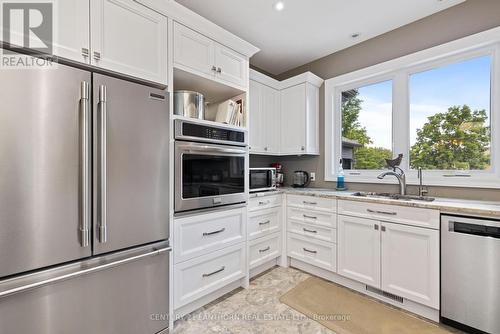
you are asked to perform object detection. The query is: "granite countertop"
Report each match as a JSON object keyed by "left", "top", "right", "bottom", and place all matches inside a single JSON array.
[{"left": 250, "top": 187, "right": 500, "bottom": 219}]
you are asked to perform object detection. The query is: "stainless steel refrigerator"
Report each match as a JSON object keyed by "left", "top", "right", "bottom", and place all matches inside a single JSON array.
[{"left": 0, "top": 54, "right": 170, "bottom": 334}]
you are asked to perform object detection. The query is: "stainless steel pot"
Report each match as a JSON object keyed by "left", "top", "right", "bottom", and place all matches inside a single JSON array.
[{"left": 173, "top": 90, "right": 205, "bottom": 119}]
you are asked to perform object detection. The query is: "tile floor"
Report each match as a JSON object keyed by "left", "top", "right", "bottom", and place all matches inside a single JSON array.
[{"left": 171, "top": 266, "right": 459, "bottom": 334}]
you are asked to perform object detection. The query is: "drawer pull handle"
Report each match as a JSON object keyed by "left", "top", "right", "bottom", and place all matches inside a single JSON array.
[
  {"left": 259, "top": 200, "right": 270, "bottom": 205},
  {"left": 259, "top": 246, "right": 271, "bottom": 253},
  {"left": 303, "top": 201, "right": 317, "bottom": 205},
  {"left": 381, "top": 225, "right": 386, "bottom": 232},
  {"left": 202, "top": 266, "right": 225, "bottom": 277},
  {"left": 303, "top": 228, "right": 317, "bottom": 234},
  {"left": 367, "top": 209, "right": 397, "bottom": 216},
  {"left": 303, "top": 248, "right": 317, "bottom": 254},
  {"left": 303, "top": 214, "right": 317, "bottom": 219},
  {"left": 259, "top": 220, "right": 271, "bottom": 226},
  {"left": 203, "top": 228, "right": 226, "bottom": 236},
  {"left": 374, "top": 224, "right": 379, "bottom": 230}
]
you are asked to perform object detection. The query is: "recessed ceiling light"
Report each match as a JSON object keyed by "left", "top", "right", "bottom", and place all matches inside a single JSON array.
[
  {"left": 351, "top": 33, "right": 361, "bottom": 39},
  {"left": 274, "top": 1, "right": 285, "bottom": 11}
]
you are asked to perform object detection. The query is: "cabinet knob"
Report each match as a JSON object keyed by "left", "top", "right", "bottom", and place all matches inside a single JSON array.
[
  {"left": 301, "top": 146, "right": 305, "bottom": 151},
  {"left": 265, "top": 147, "right": 268, "bottom": 151},
  {"left": 374, "top": 224, "right": 379, "bottom": 230},
  {"left": 81, "top": 48, "right": 89, "bottom": 57},
  {"left": 211, "top": 65, "right": 217, "bottom": 72},
  {"left": 93, "top": 51, "right": 101, "bottom": 61},
  {"left": 381, "top": 226, "right": 386, "bottom": 232},
  {"left": 217, "top": 67, "right": 222, "bottom": 74}
]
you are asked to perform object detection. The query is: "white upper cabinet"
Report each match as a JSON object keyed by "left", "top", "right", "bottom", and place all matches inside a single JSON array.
[
  {"left": 249, "top": 79, "right": 280, "bottom": 154},
  {"left": 214, "top": 44, "right": 248, "bottom": 87},
  {"left": 381, "top": 222, "right": 439, "bottom": 308},
  {"left": 280, "top": 84, "right": 308, "bottom": 154},
  {"left": 249, "top": 80, "right": 266, "bottom": 153},
  {"left": 174, "top": 22, "right": 215, "bottom": 77},
  {"left": 337, "top": 215, "right": 381, "bottom": 287},
  {"left": 280, "top": 81, "right": 320, "bottom": 155},
  {"left": 91, "top": 0, "right": 168, "bottom": 84},
  {"left": 249, "top": 70, "right": 322, "bottom": 156},
  {"left": 54, "top": 0, "right": 91, "bottom": 63},
  {"left": 173, "top": 22, "right": 248, "bottom": 89}
]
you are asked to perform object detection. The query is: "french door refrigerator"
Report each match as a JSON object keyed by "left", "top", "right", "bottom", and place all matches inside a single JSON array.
[{"left": 0, "top": 57, "right": 170, "bottom": 334}]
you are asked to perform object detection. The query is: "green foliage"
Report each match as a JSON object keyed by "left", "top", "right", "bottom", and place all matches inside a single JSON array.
[
  {"left": 342, "top": 89, "right": 392, "bottom": 169},
  {"left": 410, "top": 105, "right": 490, "bottom": 170},
  {"left": 354, "top": 147, "right": 393, "bottom": 169},
  {"left": 342, "top": 90, "right": 371, "bottom": 146}
]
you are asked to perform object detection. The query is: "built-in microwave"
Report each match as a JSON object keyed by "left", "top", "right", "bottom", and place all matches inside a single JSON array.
[
  {"left": 249, "top": 168, "right": 276, "bottom": 193},
  {"left": 174, "top": 119, "right": 248, "bottom": 213}
]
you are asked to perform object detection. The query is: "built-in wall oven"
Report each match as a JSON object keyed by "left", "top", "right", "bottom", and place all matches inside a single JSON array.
[{"left": 174, "top": 119, "right": 248, "bottom": 213}]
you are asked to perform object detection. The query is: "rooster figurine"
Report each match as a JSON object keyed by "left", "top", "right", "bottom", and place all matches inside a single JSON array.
[{"left": 385, "top": 153, "right": 403, "bottom": 170}]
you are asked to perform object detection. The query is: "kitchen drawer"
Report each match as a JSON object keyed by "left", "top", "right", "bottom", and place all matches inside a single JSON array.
[
  {"left": 288, "top": 220, "right": 337, "bottom": 243},
  {"left": 248, "top": 207, "right": 281, "bottom": 240},
  {"left": 286, "top": 194, "right": 336, "bottom": 212},
  {"left": 249, "top": 194, "right": 282, "bottom": 211},
  {"left": 248, "top": 233, "right": 281, "bottom": 269},
  {"left": 174, "top": 208, "right": 245, "bottom": 263},
  {"left": 338, "top": 200, "right": 439, "bottom": 229},
  {"left": 174, "top": 243, "right": 245, "bottom": 309},
  {"left": 287, "top": 207, "right": 337, "bottom": 228},
  {"left": 287, "top": 233, "right": 336, "bottom": 272}
]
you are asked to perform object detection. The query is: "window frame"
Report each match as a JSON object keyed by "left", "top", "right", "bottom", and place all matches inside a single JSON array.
[{"left": 325, "top": 27, "right": 500, "bottom": 188}]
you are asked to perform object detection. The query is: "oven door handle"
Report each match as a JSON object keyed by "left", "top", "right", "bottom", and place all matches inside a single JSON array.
[{"left": 179, "top": 144, "right": 247, "bottom": 155}]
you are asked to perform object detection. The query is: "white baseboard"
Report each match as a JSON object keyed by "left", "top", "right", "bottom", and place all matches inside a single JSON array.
[
  {"left": 249, "top": 259, "right": 278, "bottom": 278},
  {"left": 173, "top": 278, "right": 245, "bottom": 320},
  {"left": 289, "top": 258, "right": 440, "bottom": 322}
]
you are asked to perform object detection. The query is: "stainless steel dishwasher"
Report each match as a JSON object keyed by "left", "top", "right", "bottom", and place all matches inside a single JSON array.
[{"left": 441, "top": 215, "right": 500, "bottom": 334}]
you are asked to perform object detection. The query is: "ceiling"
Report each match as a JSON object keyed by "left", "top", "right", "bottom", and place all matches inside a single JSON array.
[{"left": 175, "top": 0, "right": 466, "bottom": 75}]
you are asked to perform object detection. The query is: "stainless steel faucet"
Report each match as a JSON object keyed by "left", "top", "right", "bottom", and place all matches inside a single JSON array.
[
  {"left": 378, "top": 166, "right": 406, "bottom": 195},
  {"left": 417, "top": 167, "right": 428, "bottom": 197}
]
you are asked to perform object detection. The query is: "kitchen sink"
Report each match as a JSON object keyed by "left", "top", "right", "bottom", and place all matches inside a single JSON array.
[{"left": 351, "top": 192, "right": 435, "bottom": 202}]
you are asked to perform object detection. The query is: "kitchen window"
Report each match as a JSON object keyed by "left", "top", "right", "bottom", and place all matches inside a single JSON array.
[
  {"left": 325, "top": 28, "right": 500, "bottom": 187},
  {"left": 341, "top": 81, "right": 393, "bottom": 170}
]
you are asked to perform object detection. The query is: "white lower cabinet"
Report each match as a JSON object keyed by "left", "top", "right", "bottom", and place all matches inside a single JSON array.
[
  {"left": 381, "top": 222, "right": 439, "bottom": 308},
  {"left": 248, "top": 232, "right": 281, "bottom": 269},
  {"left": 174, "top": 207, "right": 245, "bottom": 263},
  {"left": 173, "top": 207, "right": 247, "bottom": 311},
  {"left": 248, "top": 206, "right": 280, "bottom": 240},
  {"left": 337, "top": 212, "right": 439, "bottom": 309},
  {"left": 337, "top": 215, "right": 381, "bottom": 287},
  {"left": 287, "top": 233, "right": 337, "bottom": 272},
  {"left": 174, "top": 243, "right": 246, "bottom": 309},
  {"left": 247, "top": 194, "right": 283, "bottom": 277}
]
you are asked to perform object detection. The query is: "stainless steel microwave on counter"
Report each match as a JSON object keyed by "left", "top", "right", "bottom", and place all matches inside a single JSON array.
[
  {"left": 174, "top": 119, "right": 248, "bottom": 213},
  {"left": 249, "top": 168, "right": 276, "bottom": 193}
]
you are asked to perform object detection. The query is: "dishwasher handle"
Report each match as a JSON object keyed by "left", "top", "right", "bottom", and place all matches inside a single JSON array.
[{"left": 448, "top": 220, "right": 500, "bottom": 239}]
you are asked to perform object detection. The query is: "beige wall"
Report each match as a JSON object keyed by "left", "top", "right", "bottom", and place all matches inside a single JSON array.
[{"left": 250, "top": 0, "right": 500, "bottom": 201}]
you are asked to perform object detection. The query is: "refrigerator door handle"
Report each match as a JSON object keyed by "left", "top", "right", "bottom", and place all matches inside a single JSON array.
[
  {"left": 98, "top": 85, "right": 108, "bottom": 243},
  {"left": 80, "top": 81, "right": 91, "bottom": 248},
  {"left": 0, "top": 247, "right": 171, "bottom": 300}
]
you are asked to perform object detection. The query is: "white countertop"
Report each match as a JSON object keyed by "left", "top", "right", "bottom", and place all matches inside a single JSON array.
[{"left": 250, "top": 187, "right": 500, "bottom": 219}]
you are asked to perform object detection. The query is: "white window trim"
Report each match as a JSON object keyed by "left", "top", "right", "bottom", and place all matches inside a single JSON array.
[{"left": 325, "top": 27, "right": 500, "bottom": 188}]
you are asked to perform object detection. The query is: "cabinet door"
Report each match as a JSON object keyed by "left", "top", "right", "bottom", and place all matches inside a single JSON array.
[
  {"left": 249, "top": 80, "right": 266, "bottom": 153},
  {"left": 54, "top": 0, "right": 91, "bottom": 63},
  {"left": 91, "top": 0, "right": 168, "bottom": 84},
  {"left": 262, "top": 85, "right": 281, "bottom": 154},
  {"left": 338, "top": 215, "right": 381, "bottom": 287},
  {"left": 173, "top": 22, "right": 215, "bottom": 77},
  {"left": 215, "top": 44, "right": 248, "bottom": 88},
  {"left": 280, "top": 84, "right": 306, "bottom": 154},
  {"left": 381, "top": 222, "right": 439, "bottom": 308}
]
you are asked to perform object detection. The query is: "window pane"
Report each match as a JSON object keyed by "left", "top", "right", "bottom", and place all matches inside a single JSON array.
[
  {"left": 410, "top": 56, "right": 491, "bottom": 170},
  {"left": 341, "top": 81, "right": 392, "bottom": 170}
]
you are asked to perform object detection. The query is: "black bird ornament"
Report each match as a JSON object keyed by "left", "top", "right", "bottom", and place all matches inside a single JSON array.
[{"left": 385, "top": 153, "right": 403, "bottom": 170}]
